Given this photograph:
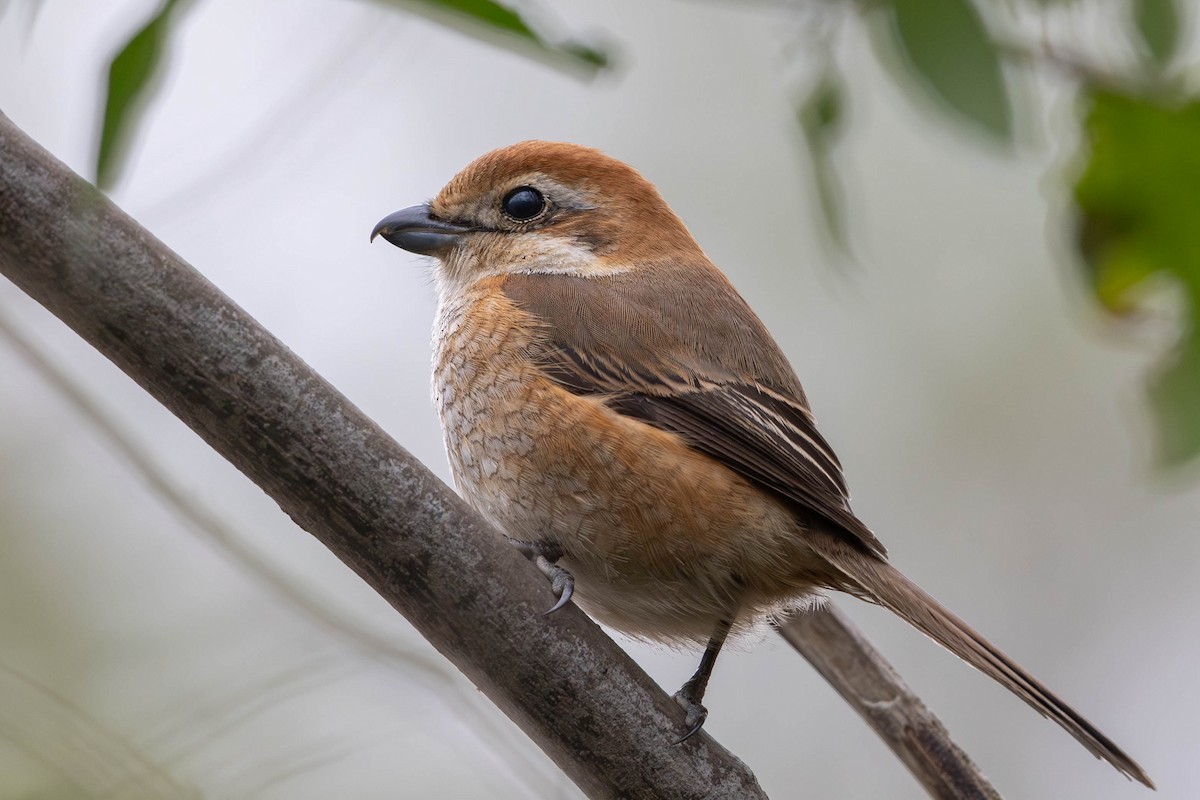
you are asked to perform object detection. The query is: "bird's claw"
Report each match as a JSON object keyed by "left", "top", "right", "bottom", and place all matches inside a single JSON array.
[
  {"left": 510, "top": 538, "right": 575, "bottom": 615},
  {"left": 672, "top": 687, "right": 709, "bottom": 743},
  {"left": 539, "top": 555, "right": 575, "bottom": 615}
]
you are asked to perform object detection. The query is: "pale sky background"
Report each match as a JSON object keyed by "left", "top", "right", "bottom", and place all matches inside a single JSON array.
[{"left": 0, "top": 1, "right": 1196, "bottom": 798}]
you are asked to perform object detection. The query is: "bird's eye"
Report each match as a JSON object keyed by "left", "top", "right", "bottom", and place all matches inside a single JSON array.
[{"left": 501, "top": 186, "right": 545, "bottom": 221}]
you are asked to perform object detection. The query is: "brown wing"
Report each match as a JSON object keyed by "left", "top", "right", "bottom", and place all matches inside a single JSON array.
[{"left": 503, "top": 265, "right": 886, "bottom": 558}]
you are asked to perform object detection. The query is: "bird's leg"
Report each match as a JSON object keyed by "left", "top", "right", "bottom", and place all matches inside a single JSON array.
[
  {"left": 510, "top": 538, "right": 574, "bottom": 615},
  {"left": 673, "top": 617, "right": 733, "bottom": 743}
]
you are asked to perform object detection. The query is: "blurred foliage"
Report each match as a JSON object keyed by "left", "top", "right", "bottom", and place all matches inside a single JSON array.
[
  {"left": 55, "top": 0, "right": 1200, "bottom": 464},
  {"left": 367, "top": 0, "right": 610, "bottom": 69},
  {"left": 97, "top": 0, "right": 189, "bottom": 189},
  {"left": 797, "top": 68, "right": 851, "bottom": 257},
  {"left": 1133, "top": 0, "right": 1181, "bottom": 67},
  {"left": 94, "top": 0, "right": 610, "bottom": 189},
  {"left": 873, "top": 0, "right": 1013, "bottom": 142},
  {"left": 800, "top": 0, "right": 1018, "bottom": 269},
  {"left": 1075, "top": 90, "right": 1200, "bottom": 465},
  {"left": 789, "top": 0, "right": 1199, "bottom": 466}
]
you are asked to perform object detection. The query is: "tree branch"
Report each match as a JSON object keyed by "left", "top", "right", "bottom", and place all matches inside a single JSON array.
[
  {"left": 0, "top": 109, "right": 1000, "bottom": 798},
  {"left": 778, "top": 609, "right": 1001, "bottom": 800}
]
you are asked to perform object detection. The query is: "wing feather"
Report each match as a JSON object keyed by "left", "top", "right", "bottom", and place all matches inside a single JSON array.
[{"left": 503, "top": 268, "right": 886, "bottom": 558}]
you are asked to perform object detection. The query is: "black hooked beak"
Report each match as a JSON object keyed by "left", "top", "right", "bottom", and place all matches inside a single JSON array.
[{"left": 370, "top": 204, "right": 473, "bottom": 256}]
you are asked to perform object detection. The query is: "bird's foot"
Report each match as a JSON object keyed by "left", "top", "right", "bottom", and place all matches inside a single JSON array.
[
  {"left": 510, "top": 539, "right": 575, "bottom": 615},
  {"left": 537, "top": 555, "right": 574, "bottom": 615},
  {"left": 672, "top": 684, "right": 709, "bottom": 743}
]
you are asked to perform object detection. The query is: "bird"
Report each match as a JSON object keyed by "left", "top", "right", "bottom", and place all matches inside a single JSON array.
[{"left": 371, "top": 140, "right": 1152, "bottom": 787}]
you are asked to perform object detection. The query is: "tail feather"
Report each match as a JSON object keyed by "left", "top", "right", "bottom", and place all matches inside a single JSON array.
[{"left": 827, "top": 550, "right": 1153, "bottom": 788}]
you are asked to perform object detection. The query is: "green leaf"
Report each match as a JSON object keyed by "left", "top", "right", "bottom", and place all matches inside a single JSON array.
[
  {"left": 560, "top": 41, "right": 610, "bottom": 70},
  {"left": 1074, "top": 90, "right": 1200, "bottom": 465},
  {"left": 875, "top": 0, "right": 1013, "bottom": 142},
  {"left": 797, "top": 72, "right": 852, "bottom": 257},
  {"left": 371, "top": 0, "right": 610, "bottom": 74},
  {"left": 1132, "top": 0, "right": 1180, "bottom": 68},
  {"left": 91, "top": 0, "right": 608, "bottom": 189},
  {"left": 95, "top": 0, "right": 187, "bottom": 189}
]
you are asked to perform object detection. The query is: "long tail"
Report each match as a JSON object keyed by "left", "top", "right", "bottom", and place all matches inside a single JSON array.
[{"left": 825, "top": 548, "right": 1153, "bottom": 788}]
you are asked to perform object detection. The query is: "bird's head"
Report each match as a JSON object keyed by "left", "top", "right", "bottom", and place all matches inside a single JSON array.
[{"left": 371, "top": 141, "right": 704, "bottom": 288}]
